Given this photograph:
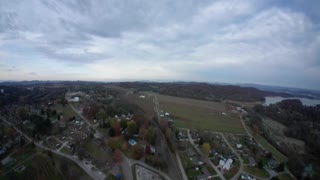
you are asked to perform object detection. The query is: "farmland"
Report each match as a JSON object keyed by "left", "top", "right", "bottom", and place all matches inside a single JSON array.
[{"left": 157, "top": 94, "right": 245, "bottom": 134}]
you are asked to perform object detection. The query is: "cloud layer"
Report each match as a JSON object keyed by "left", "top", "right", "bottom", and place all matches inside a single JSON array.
[{"left": 0, "top": 0, "right": 319, "bottom": 89}]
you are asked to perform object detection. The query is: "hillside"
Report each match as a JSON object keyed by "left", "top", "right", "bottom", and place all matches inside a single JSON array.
[{"left": 118, "top": 82, "right": 290, "bottom": 102}]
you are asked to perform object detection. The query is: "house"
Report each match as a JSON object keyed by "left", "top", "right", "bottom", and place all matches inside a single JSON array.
[
  {"left": 267, "top": 159, "right": 280, "bottom": 169},
  {"left": 249, "top": 157, "right": 256, "bottom": 167},
  {"left": 236, "top": 144, "right": 243, "bottom": 149},
  {"left": 128, "top": 139, "right": 137, "bottom": 146},
  {"left": 240, "top": 173, "right": 256, "bottom": 180},
  {"left": 150, "top": 145, "right": 156, "bottom": 154},
  {"left": 220, "top": 158, "right": 233, "bottom": 171},
  {"left": 1, "top": 156, "right": 16, "bottom": 167},
  {"left": 210, "top": 149, "right": 218, "bottom": 156},
  {"left": 219, "top": 159, "right": 226, "bottom": 167},
  {"left": 68, "top": 97, "right": 79, "bottom": 102}
]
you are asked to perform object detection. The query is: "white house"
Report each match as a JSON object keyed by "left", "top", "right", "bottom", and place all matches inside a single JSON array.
[
  {"left": 223, "top": 159, "right": 233, "bottom": 171},
  {"left": 236, "top": 144, "right": 243, "bottom": 149}
]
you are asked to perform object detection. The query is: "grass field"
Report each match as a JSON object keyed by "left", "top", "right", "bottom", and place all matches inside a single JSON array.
[
  {"left": 84, "top": 140, "right": 109, "bottom": 161},
  {"left": 157, "top": 94, "right": 245, "bottom": 133},
  {"left": 51, "top": 104, "right": 78, "bottom": 120},
  {"left": 277, "top": 173, "right": 295, "bottom": 180},
  {"left": 243, "top": 166, "right": 270, "bottom": 178}
]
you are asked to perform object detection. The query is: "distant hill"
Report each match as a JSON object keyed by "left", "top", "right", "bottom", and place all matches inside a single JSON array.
[
  {"left": 118, "top": 82, "right": 291, "bottom": 102},
  {"left": 0, "top": 81, "right": 300, "bottom": 102},
  {"left": 238, "top": 83, "right": 320, "bottom": 99}
]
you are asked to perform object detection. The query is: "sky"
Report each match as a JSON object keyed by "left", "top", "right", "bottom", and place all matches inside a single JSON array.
[{"left": 0, "top": 0, "right": 319, "bottom": 90}]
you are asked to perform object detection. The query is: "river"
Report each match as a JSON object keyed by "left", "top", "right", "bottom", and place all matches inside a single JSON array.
[{"left": 264, "top": 96, "right": 320, "bottom": 106}]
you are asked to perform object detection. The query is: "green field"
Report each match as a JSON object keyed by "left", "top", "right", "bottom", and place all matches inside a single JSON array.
[
  {"left": 243, "top": 166, "right": 270, "bottom": 178},
  {"left": 51, "top": 104, "right": 78, "bottom": 120},
  {"left": 277, "top": 173, "right": 295, "bottom": 180},
  {"left": 84, "top": 140, "right": 109, "bottom": 161},
  {"left": 158, "top": 94, "right": 245, "bottom": 133}
]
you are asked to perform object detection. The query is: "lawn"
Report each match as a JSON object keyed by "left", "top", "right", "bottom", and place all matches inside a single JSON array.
[
  {"left": 158, "top": 94, "right": 245, "bottom": 133},
  {"left": 206, "top": 164, "right": 217, "bottom": 175},
  {"left": 50, "top": 104, "right": 78, "bottom": 120},
  {"left": 83, "top": 140, "right": 108, "bottom": 160},
  {"left": 224, "top": 159, "right": 240, "bottom": 179},
  {"left": 277, "top": 173, "right": 295, "bottom": 180},
  {"left": 243, "top": 166, "right": 270, "bottom": 178},
  {"left": 60, "top": 146, "right": 73, "bottom": 155}
]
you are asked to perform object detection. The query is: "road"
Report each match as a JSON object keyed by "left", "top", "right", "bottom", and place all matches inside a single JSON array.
[
  {"left": 0, "top": 116, "right": 104, "bottom": 180},
  {"left": 187, "top": 129, "right": 226, "bottom": 180},
  {"left": 68, "top": 103, "right": 103, "bottom": 138},
  {"left": 152, "top": 94, "right": 185, "bottom": 180}
]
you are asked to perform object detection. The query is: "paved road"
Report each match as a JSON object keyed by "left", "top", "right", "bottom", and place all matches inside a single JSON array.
[
  {"left": 187, "top": 129, "right": 226, "bottom": 180},
  {"left": 175, "top": 152, "right": 188, "bottom": 180},
  {"left": 0, "top": 116, "right": 104, "bottom": 180}
]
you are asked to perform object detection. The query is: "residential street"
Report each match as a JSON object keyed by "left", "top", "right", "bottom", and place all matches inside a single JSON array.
[
  {"left": 0, "top": 116, "right": 104, "bottom": 180},
  {"left": 187, "top": 129, "right": 226, "bottom": 180}
]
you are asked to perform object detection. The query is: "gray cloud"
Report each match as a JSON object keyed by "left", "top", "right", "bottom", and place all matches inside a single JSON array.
[{"left": 0, "top": 0, "right": 319, "bottom": 89}]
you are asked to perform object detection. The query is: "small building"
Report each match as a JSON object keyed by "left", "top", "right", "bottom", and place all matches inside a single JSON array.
[
  {"left": 222, "top": 159, "right": 233, "bottom": 171},
  {"left": 68, "top": 97, "right": 79, "bottom": 102},
  {"left": 128, "top": 139, "right": 137, "bottom": 146},
  {"left": 1, "top": 156, "right": 16, "bottom": 167},
  {"left": 249, "top": 157, "right": 256, "bottom": 167},
  {"left": 150, "top": 145, "right": 156, "bottom": 154},
  {"left": 236, "top": 144, "right": 243, "bottom": 149},
  {"left": 240, "top": 173, "right": 256, "bottom": 180},
  {"left": 267, "top": 159, "right": 280, "bottom": 169}
]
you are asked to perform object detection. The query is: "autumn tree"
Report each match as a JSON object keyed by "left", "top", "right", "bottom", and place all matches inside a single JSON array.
[
  {"left": 107, "top": 137, "right": 119, "bottom": 151},
  {"left": 132, "top": 144, "right": 144, "bottom": 160},
  {"left": 113, "top": 149, "right": 122, "bottom": 163},
  {"left": 111, "top": 121, "right": 121, "bottom": 136},
  {"left": 120, "top": 119, "right": 127, "bottom": 129},
  {"left": 139, "top": 126, "right": 147, "bottom": 140},
  {"left": 127, "top": 120, "right": 138, "bottom": 135},
  {"left": 145, "top": 127, "right": 156, "bottom": 145},
  {"left": 121, "top": 142, "right": 128, "bottom": 151},
  {"left": 202, "top": 143, "right": 211, "bottom": 157}
]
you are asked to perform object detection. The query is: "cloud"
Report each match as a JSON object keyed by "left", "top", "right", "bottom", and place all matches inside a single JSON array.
[
  {"left": 29, "top": 72, "right": 37, "bottom": 76},
  {"left": 0, "top": 0, "right": 319, "bottom": 89}
]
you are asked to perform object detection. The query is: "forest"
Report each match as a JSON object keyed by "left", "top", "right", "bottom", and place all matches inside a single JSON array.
[{"left": 253, "top": 99, "right": 320, "bottom": 179}]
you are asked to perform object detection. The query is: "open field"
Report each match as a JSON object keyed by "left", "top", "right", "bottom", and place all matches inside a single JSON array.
[
  {"left": 157, "top": 94, "right": 245, "bottom": 133},
  {"left": 51, "top": 104, "right": 78, "bottom": 120},
  {"left": 277, "top": 173, "right": 295, "bottom": 180},
  {"left": 243, "top": 166, "right": 269, "bottom": 178},
  {"left": 84, "top": 140, "right": 109, "bottom": 161}
]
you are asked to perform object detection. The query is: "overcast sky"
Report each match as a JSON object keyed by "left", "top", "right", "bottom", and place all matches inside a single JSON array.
[{"left": 0, "top": 0, "right": 319, "bottom": 89}]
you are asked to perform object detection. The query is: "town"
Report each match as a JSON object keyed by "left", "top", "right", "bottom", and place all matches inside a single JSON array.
[{"left": 0, "top": 82, "right": 304, "bottom": 180}]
